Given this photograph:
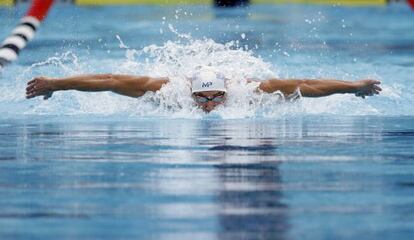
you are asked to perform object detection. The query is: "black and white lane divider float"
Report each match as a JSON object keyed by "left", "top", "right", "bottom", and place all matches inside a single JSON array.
[{"left": 0, "top": 0, "right": 54, "bottom": 70}]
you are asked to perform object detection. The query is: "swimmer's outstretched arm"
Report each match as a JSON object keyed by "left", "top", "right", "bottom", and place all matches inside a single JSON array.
[
  {"left": 26, "top": 74, "right": 169, "bottom": 99},
  {"left": 258, "top": 78, "right": 381, "bottom": 98}
]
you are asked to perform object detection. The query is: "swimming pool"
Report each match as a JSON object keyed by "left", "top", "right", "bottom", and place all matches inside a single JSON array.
[{"left": 1, "top": 3, "right": 414, "bottom": 240}]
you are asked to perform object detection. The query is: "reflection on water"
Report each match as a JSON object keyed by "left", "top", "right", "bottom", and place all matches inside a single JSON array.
[
  {"left": 195, "top": 120, "right": 289, "bottom": 240},
  {"left": 1, "top": 116, "right": 414, "bottom": 239},
  {"left": 216, "top": 164, "right": 288, "bottom": 240}
]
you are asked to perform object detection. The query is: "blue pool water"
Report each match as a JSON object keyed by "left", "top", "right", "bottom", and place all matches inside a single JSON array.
[{"left": 1, "top": 3, "right": 414, "bottom": 240}]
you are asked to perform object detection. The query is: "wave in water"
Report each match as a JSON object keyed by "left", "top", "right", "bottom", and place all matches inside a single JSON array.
[{"left": 0, "top": 34, "right": 410, "bottom": 119}]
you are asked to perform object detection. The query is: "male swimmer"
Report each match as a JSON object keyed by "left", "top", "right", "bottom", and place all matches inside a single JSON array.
[{"left": 26, "top": 66, "right": 381, "bottom": 112}]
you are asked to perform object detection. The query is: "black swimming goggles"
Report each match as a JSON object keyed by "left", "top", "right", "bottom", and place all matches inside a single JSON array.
[{"left": 193, "top": 92, "right": 226, "bottom": 103}]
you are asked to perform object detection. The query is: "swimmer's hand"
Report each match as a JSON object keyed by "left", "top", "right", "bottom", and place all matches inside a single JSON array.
[
  {"left": 26, "top": 77, "right": 54, "bottom": 100},
  {"left": 353, "top": 79, "right": 382, "bottom": 99}
]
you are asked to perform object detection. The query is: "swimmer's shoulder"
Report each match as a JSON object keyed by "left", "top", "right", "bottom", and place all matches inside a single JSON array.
[
  {"left": 246, "top": 78, "right": 266, "bottom": 93},
  {"left": 247, "top": 78, "right": 284, "bottom": 93},
  {"left": 246, "top": 78, "right": 260, "bottom": 84},
  {"left": 146, "top": 77, "right": 169, "bottom": 91},
  {"left": 151, "top": 77, "right": 169, "bottom": 84}
]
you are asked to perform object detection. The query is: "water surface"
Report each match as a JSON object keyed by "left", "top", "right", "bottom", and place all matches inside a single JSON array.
[{"left": 0, "top": 3, "right": 414, "bottom": 240}]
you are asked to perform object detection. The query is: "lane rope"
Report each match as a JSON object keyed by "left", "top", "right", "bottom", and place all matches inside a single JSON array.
[
  {"left": 409, "top": 0, "right": 414, "bottom": 10},
  {"left": 0, "top": 0, "right": 54, "bottom": 70}
]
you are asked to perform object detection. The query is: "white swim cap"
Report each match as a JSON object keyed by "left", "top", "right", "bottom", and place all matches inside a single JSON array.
[{"left": 190, "top": 66, "right": 227, "bottom": 93}]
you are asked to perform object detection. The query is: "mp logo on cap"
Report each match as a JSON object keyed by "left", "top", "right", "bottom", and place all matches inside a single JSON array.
[{"left": 202, "top": 82, "right": 213, "bottom": 88}]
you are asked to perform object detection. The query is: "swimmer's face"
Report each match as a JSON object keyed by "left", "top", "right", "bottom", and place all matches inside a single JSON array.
[{"left": 192, "top": 91, "right": 226, "bottom": 112}]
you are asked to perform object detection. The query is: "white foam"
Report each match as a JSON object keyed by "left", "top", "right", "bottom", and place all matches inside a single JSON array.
[{"left": 1, "top": 34, "right": 401, "bottom": 118}]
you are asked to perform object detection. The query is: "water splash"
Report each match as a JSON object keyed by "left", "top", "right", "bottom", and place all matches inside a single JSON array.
[
  {"left": 0, "top": 33, "right": 409, "bottom": 118},
  {"left": 116, "top": 36, "right": 282, "bottom": 118}
]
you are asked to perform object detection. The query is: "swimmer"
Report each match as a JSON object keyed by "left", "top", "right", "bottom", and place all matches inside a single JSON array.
[{"left": 26, "top": 66, "right": 381, "bottom": 112}]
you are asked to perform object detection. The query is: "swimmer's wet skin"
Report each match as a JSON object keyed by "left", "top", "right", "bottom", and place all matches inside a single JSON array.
[{"left": 25, "top": 66, "right": 381, "bottom": 113}]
